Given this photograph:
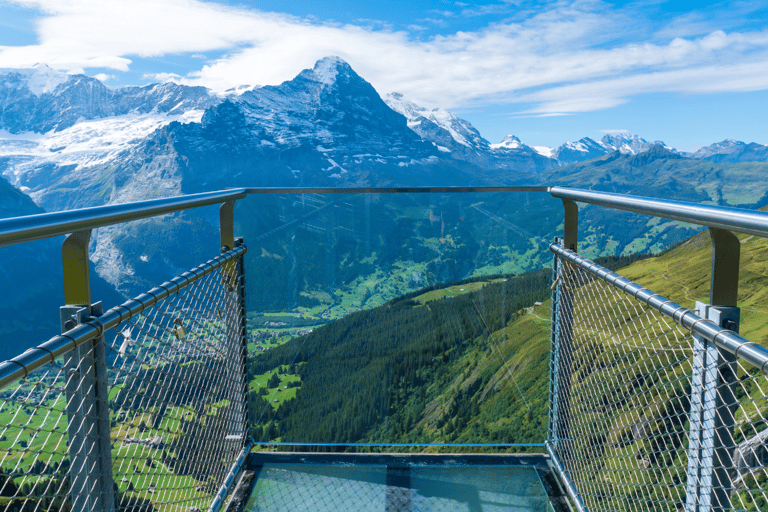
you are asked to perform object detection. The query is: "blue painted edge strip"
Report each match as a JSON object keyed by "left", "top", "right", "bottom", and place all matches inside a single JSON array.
[{"left": 254, "top": 442, "right": 545, "bottom": 447}]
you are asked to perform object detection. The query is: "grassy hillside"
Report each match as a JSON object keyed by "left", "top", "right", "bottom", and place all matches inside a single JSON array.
[{"left": 246, "top": 253, "right": 652, "bottom": 451}]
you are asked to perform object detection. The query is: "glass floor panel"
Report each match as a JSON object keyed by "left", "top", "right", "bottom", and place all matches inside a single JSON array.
[{"left": 243, "top": 453, "right": 555, "bottom": 512}]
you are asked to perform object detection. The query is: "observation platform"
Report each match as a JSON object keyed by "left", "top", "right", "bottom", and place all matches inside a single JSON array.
[{"left": 3, "top": 185, "right": 768, "bottom": 512}]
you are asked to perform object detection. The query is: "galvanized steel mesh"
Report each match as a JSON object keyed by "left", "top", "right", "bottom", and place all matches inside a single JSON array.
[
  {"left": 549, "top": 252, "right": 768, "bottom": 512},
  {"left": 0, "top": 247, "right": 248, "bottom": 512}
]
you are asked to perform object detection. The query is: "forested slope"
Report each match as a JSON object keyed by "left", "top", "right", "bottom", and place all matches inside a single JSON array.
[{"left": 247, "top": 253, "right": 652, "bottom": 451}]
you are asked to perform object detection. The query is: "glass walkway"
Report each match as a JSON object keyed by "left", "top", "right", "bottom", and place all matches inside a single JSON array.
[{"left": 238, "top": 453, "right": 561, "bottom": 512}]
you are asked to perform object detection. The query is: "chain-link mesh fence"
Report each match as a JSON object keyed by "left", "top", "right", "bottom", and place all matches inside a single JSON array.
[
  {"left": 0, "top": 245, "right": 249, "bottom": 512},
  {"left": 549, "top": 245, "right": 768, "bottom": 512}
]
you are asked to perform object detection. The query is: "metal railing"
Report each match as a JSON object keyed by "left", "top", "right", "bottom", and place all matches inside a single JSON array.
[
  {"left": 0, "top": 189, "right": 251, "bottom": 512},
  {"left": 547, "top": 187, "right": 768, "bottom": 512}
]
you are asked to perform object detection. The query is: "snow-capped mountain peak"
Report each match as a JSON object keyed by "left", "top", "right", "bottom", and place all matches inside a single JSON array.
[
  {"left": 0, "top": 64, "right": 70, "bottom": 97},
  {"left": 689, "top": 139, "right": 768, "bottom": 162},
  {"left": 311, "top": 56, "right": 347, "bottom": 85},
  {"left": 532, "top": 146, "right": 554, "bottom": 158},
  {"left": 600, "top": 133, "right": 671, "bottom": 155},
  {"left": 490, "top": 135, "right": 522, "bottom": 149}
]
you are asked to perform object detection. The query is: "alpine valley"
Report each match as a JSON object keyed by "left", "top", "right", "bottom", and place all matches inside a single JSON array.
[{"left": 2, "top": 56, "right": 768, "bottom": 354}]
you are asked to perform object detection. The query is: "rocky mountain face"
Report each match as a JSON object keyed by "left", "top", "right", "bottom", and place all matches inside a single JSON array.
[
  {"left": 544, "top": 133, "right": 675, "bottom": 166},
  {"left": 0, "top": 58, "right": 512, "bottom": 297},
  {"left": 172, "top": 58, "right": 476, "bottom": 191},
  {"left": 552, "top": 137, "right": 611, "bottom": 165},
  {"left": 600, "top": 133, "right": 669, "bottom": 155}
]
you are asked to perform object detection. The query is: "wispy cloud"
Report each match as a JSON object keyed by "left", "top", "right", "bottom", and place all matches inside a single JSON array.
[{"left": 1, "top": 0, "right": 767, "bottom": 116}]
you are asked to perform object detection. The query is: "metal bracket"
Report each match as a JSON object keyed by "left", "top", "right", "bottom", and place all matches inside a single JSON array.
[
  {"left": 220, "top": 200, "right": 236, "bottom": 252},
  {"left": 62, "top": 229, "right": 92, "bottom": 306},
  {"left": 562, "top": 199, "right": 578, "bottom": 253},
  {"left": 709, "top": 228, "right": 740, "bottom": 307}
]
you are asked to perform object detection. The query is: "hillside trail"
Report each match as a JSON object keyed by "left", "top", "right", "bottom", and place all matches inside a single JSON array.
[
  {"left": 525, "top": 307, "right": 548, "bottom": 322},
  {"left": 659, "top": 271, "right": 696, "bottom": 303}
]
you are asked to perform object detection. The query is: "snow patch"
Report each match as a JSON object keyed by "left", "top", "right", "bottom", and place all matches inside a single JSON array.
[
  {"left": 490, "top": 135, "right": 523, "bottom": 150},
  {"left": 325, "top": 158, "right": 347, "bottom": 174},
  {"left": 533, "top": 146, "right": 554, "bottom": 158},
  {"left": 313, "top": 56, "right": 343, "bottom": 85}
]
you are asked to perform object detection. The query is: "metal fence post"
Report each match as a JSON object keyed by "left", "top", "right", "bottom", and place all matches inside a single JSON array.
[
  {"left": 685, "top": 228, "right": 740, "bottom": 512},
  {"left": 549, "top": 237, "right": 562, "bottom": 447},
  {"left": 551, "top": 201, "right": 578, "bottom": 452},
  {"left": 236, "top": 237, "right": 249, "bottom": 439},
  {"left": 61, "top": 230, "right": 116, "bottom": 512},
  {"left": 221, "top": 197, "right": 247, "bottom": 443}
]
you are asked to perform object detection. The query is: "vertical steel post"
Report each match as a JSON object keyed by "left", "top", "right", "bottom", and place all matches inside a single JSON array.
[
  {"left": 685, "top": 228, "right": 740, "bottom": 512},
  {"left": 62, "top": 230, "right": 92, "bottom": 307},
  {"left": 221, "top": 198, "right": 245, "bottom": 442},
  {"left": 61, "top": 230, "right": 115, "bottom": 512},
  {"left": 236, "top": 238, "right": 250, "bottom": 440},
  {"left": 554, "top": 200, "right": 577, "bottom": 455},
  {"left": 549, "top": 237, "right": 562, "bottom": 446}
]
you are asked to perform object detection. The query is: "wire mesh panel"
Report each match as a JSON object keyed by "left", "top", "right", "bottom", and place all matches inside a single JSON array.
[
  {"left": 549, "top": 248, "right": 768, "bottom": 512},
  {"left": 0, "top": 246, "right": 248, "bottom": 512}
]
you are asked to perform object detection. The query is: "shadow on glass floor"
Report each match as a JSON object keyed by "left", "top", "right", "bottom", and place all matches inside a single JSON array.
[{"left": 236, "top": 453, "right": 564, "bottom": 512}]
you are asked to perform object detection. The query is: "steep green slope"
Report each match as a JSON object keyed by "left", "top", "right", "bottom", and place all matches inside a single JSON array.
[
  {"left": 246, "top": 253, "right": 653, "bottom": 451},
  {"left": 248, "top": 270, "right": 553, "bottom": 448}
]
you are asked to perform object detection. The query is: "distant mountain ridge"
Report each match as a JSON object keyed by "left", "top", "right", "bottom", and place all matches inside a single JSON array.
[
  {"left": 0, "top": 64, "right": 218, "bottom": 134},
  {"left": 686, "top": 139, "right": 768, "bottom": 163}
]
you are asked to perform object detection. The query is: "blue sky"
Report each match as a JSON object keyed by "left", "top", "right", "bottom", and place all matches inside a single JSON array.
[{"left": 1, "top": 0, "right": 767, "bottom": 151}]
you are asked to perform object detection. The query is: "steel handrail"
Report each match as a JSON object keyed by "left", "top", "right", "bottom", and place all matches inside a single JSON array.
[
  {"left": 0, "top": 188, "right": 248, "bottom": 247},
  {"left": 550, "top": 186, "right": 768, "bottom": 238},
  {"left": 0, "top": 187, "right": 553, "bottom": 248},
  {"left": 5, "top": 185, "right": 767, "bottom": 248},
  {"left": 244, "top": 186, "right": 550, "bottom": 194}
]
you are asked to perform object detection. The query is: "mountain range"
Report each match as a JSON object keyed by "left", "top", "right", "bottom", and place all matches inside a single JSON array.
[
  {"left": 2, "top": 56, "right": 768, "bottom": 336},
  {"left": 3, "top": 59, "right": 768, "bottom": 197}
]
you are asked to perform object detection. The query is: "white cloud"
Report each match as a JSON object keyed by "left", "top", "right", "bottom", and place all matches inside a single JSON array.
[{"left": 1, "top": 0, "right": 768, "bottom": 115}]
